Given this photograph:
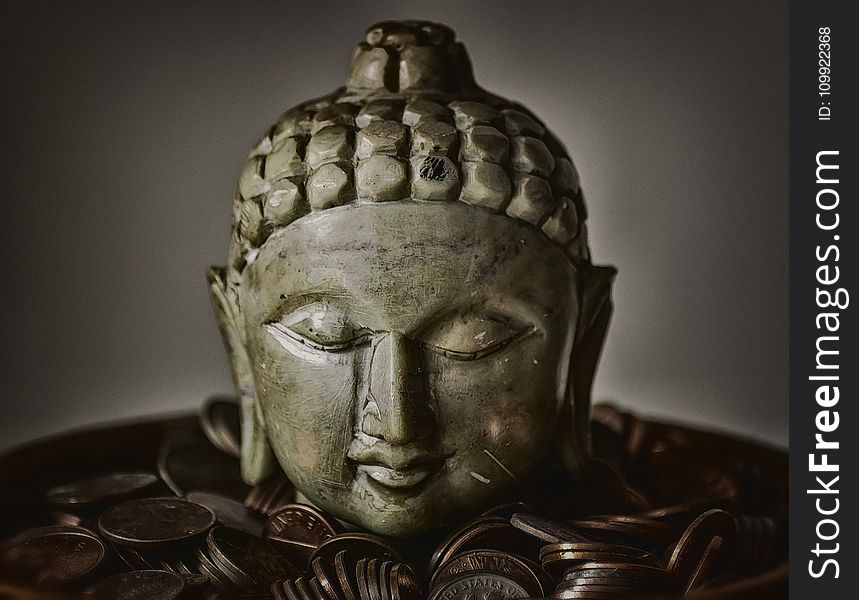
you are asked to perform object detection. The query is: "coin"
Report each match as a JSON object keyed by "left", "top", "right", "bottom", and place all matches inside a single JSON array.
[
  {"left": 334, "top": 550, "right": 359, "bottom": 600},
  {"left": 245, "top": 474, "right": 296, "bottom": 515},
  {"left": 99, "top": 497, "right": 216, "bottom": 548},
  {"left": 366, "top": 558, "right": 382, "bottom": 600},
  {"left": 158, "top": 428, "right": 250, "bottom": 500},
  {"left": 87, "top": 569, "right": 185, "bottom": 599},
  {"left": 666, "top": 509, "right": 736, "bottom": 594},
  {"left": 266, "top": 504, "right": 341, "bottom": 547},
  {"left": 200, "top": 397, "right": 242, "bottom": 458},
  {"left": 186, "top": 491, "right": 265, "bottom": 537},
  {"left": 206, "top": 526, "right": 301, "bottom": 592},
  {"left": 355, "top": 558, "right": 371, "bottom": 600},
  {"left": 195, "top": 544, "right": 240, "bottom": 591},
  {"left": 46, "top": 472, "right": 160, "bottom": 509},
  {"left": 312, "top": 556, "right": 343, "bottom": 600},
  {"left": 428, "top": 572, "right": 528, "bottom": 600},
  {"left": 510, "top": 513, "right": 592, "bottom": 544},
  {"left": 560, "top": 562, "right": 675, "bottom": 591},
  {"left": 429, "top": 549, "right": 547, "bottom": 597},
  {"left": 389, "top": 562, "right": 420, "bottom": 600},
  {"left": 311, "top": 533, "right": 402, "bottom": 567},
  {"left": 0, "top": 526, "right": 106, "bottom": 584}
]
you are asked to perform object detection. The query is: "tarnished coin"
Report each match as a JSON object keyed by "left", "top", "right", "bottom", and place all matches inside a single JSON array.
[
  {"left": 200, "top": 397, "right": 242, "bottom": 457},
  {"left": 180, "top": 572, "right": 209, "bottom": 588},
  {"left": 366, "top": 558, "right": 382, "bottom": 600},
  {"left": 113, "top": 543, "right": 158, "bottom": 570},
  {"left": 560, "top": 562, "right": 675, "bottom": 591},
  {"left": 429, "top": 517, "right": 543, "bottom": 575},
  {"left": 311, "top": 533, "right": 402, "bottom": 567},
  {"left": 207, "top": 526, "right": 301, "bottom": 592},
  {"left": 377, "top": 560, "right": 393, "bottom": 600},
  {"left": 46, "top": 472, "right": 160, "bottom": 509},
  {"left": 245, "top": 474, "right": 296, "bottom": 515},
  {"left": 355, "top": 558, "right": 371, "bottom": 600},
  {"left": 334, "top": 550, "right": 359, "bottom": 600},
  {"left": 194, "top": 544, "right": 240, "bottom": 591},
  {"left": 87, "top": 569, "right": 185, "bottom": 599},
  {"left": 98, "top": 497, "right": 216, "bottom": 548},
  {"left": 266, "top": 504, "right": 341, "bottom": 547},
  {"left": 667, "top": 509, "right": 736, "bottom": 594},
  {"left": 510, "top": 513, "right": 592, "bottom": 544},
  {"left": 312, "top": 556, "right": 343, "bottom": 600},
  {"left": 563, "top": 518, "right": 673, "bottom": 552},
  {"left": 389, "top": 562, "right": 420, "bottom": 600},
  {"left": 158, "top": 428, "right": 250, "bottom": 500},
  {"left": 430, "top": 549, "right": 547, "bottom": 597},
  {"left": 0, "top": 526, "right": 106, "bottom": 584},
  {"left": 428, "top": 572, "right": 527, "bottom": 600},
  {"left": 186, "top": 491, "right": 265, "bottom": 537},
  {"left": 265, "top": 504, "right": 342, "bottom": 570},
  {"left": 309, "top": 576, "right": 327, "bottom": 600}
]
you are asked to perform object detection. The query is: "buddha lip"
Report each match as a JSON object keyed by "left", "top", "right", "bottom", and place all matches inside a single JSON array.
[{"left": 356, "top": 463, "right": 436, "bottom": 489}]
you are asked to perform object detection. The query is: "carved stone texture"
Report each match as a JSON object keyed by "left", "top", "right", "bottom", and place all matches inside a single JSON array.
[
  {"left": 459, "top": 161, "right": 511, "bottom": 211},
  {"left": 460, "top": 126, "right": 509, "bottom": 164},
  {"left": 506, "top": 173, "right": 554, "bottom": 226},
  {"left": 410, "top": 155, "right": 460, "bottom": 200},
  {"left": 502, "top": 109, "right": 546, "bottom": 138},
  {"left": 238, "top": 157, "right": 269, "bottom": 201},
  {"left": 305, "top": 126, "right": 353, "bottom": 171},
  {"left": 272, "top": 108, "right": 314, "bottom": 143},
  {"left": 411, "top": 120, "right": 458, "bottom": 158},
  {"left": 347, "top": 44, "right": 389, "bottom": 90},
  {"left": 402, "top": 99, "right": 452, "bottom": 127},
  {"left": 448, "top": 101, "right": 502, "bottom": 131},
  {"left": 399, "top": 46, "right": 448, "bottom": 90},
  {"left": 356, "top": 100, "right": 404, "bottom": 129},
  {"left": 355, "top": 155, "right": 408, "bottom": 201},
  {"left": 306, "top": 163, "right": 354, "bottom": 210},
  {"left": 551, "top": 157, "right": 581, "bottom": 196},
  {"left": 511, "top": 136, "right": 555, "bottom": 177},
  {"left": 541, "top": 196, "right": 579, "bottom": 245},
  {"left": 264, "top": 178, "right": 308, "bottom": 226},
  {"left": 355, "top": 121, "right": 408, "bottom": 160},
  {"left": 264, "top": 138, "right": 306, "bottom": 181},
  {"left": 311, "top": 103, "right": 358, "bottom": 134}
]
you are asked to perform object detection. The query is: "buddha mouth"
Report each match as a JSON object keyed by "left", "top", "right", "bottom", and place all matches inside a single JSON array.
[
  {"left": 347, "top": 437, "right": 449, "bottom": 491},
  {"left": 355, "top": 462, "right": 437, "bottom": 489}
]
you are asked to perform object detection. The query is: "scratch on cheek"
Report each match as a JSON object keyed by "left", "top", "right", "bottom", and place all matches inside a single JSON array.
[
  {"left": 470, "top": 471, "right": 491, "bottom": 484},
  {"left": 483, "top": 449, "right": 518, "bottom": 482}
]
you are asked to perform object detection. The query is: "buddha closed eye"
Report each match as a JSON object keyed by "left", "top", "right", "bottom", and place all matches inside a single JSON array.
[{"left": 266, "top": 301, "right": 535, "bottom": 361}]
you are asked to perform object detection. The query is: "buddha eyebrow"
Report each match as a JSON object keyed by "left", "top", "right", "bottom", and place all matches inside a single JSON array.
[{"left": 267, "top": 290, "right": 356, "bottom": 322}]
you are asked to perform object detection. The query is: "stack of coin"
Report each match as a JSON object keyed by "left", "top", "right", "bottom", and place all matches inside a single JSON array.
[
  {"left": 0, "top": 398, "right": 786, "bottom": 599},
  {"left": 271, "top": 551, "right": 420, "bottom": 600}
]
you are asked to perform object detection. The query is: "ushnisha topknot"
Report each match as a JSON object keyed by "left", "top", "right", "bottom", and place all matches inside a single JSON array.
[{"left": 227, "top": 20, "right": 589, "bottom": 280}]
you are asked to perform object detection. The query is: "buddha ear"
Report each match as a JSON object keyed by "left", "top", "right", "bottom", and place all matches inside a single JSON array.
[
  {"left": 207, "top": 267, "right": 278, "bottom": 485},
  {"left": 554, "top": 264, "right": 617, "bottom": 475}
]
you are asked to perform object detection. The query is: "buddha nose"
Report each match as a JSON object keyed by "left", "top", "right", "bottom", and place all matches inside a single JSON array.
[{"left": 362, "top": 331, "right": 434, "bottom": 445}]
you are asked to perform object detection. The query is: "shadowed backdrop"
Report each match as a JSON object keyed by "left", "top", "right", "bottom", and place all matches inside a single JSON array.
[{"left": 0, "top": 0, "right": 787, "bottom": 451}]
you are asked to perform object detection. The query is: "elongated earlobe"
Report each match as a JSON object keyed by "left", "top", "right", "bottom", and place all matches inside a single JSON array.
[
  {"left": 208, "top": 267, "right": 278, "bottom": 484},
  {"left": 555, "top": 264, "right": 617, "bottom": 475}
]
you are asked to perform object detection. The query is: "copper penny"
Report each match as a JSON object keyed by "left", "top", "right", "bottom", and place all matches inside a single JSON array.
[{"left": 99, "top": 497, "right": 215, "bottom": 548}]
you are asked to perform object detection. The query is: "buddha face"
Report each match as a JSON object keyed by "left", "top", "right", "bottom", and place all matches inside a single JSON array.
[{"left": 234, "top": 201, "right": 580, "bottom": 536}]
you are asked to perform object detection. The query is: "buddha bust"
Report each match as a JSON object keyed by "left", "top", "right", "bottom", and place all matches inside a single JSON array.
[{"left": 209, "top": 20, "right": 616, "bottom": 538}]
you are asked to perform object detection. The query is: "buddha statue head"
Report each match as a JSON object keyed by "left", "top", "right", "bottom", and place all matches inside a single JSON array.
[{"left": 209, "top": 21, "right": 616, "bottom": 537}]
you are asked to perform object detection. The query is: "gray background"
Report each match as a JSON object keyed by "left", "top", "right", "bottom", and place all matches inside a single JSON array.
[{"left": 1, "top": 0, "right": 787, "bottom": 451}]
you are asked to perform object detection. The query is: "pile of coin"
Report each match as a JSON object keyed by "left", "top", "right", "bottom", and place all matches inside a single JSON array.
[{"left": 0, "top": 399, "right": 785, "bottom": 599}]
